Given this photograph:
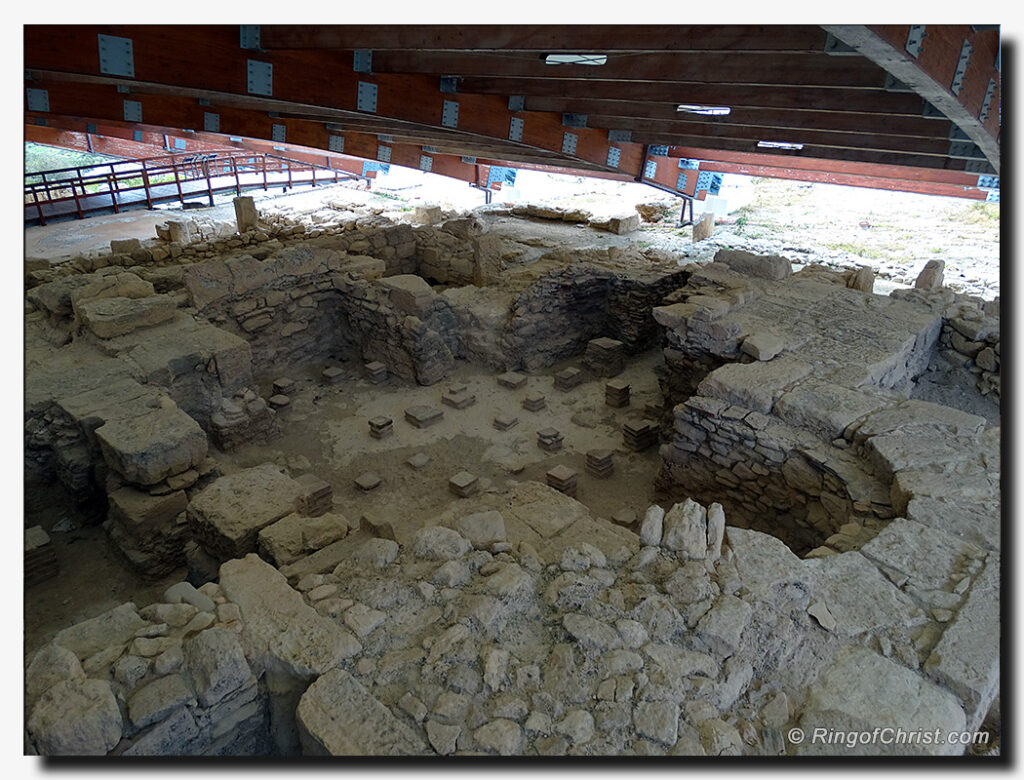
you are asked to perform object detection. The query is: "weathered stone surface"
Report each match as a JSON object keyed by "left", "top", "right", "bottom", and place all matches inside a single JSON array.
[
  {"left": 377, "top": 274, "right": 436, "bottom": 316},
  {"left": 798, "top": 646, "right": 967, "bottom": 756},
  {"left": 804, "top": 552, "right": 924, "bottom": 637},
  {"left": 26, "top": 643, "right": 85, "bottom": 705},
  {"left": 296, "top": 668, "right": 428, "bottom": 755},
  {"left": 219, "top": 555, "right": 361, "bottom": 678},
  {"left": 185, "top": 627, "right": 253, "bottom": 707},
  {"left": 662, "top": 499, "right": 707, "bottom": 559},
  {"left": 77, "top": 295, "right": 177, "bottom": 339},
  {"left": 426, "top": 720, "right": 461, "bottom": 755},
  {"left": 698, "top": 358, "right": 812, "bottom": 414},
  {"left": 474, "top": 718, "right": 523, "bottom": 755},
  {"left": 640, "top": 505, "right": 664, "bottom": 547},
  {"left": 914, "top": 259, "right": 944, "bottom": 290},
  {"left": 96, "top": 406, "right": 207, "bottom": 486},
  {"left": 412, "top": 526, "right": 472, "bottom": 560},
  {"left": 725, "top": 528, "right": 810, "bottom": 604},
  {"left": 924, "top": 554, "right": 999, "bottom": 730},
  {"left": 352, "top": 538, "right": 400, "bottom": 569},
  {"left": 52, "top": 602, "right": 146, "bottom": 661},
  {"left": 164, "top": 581, "right": 216, "bottom": 613},
  {"left": 563, "top": 614, "right": 621, "bottom": 650},
  {"left": 451, "top": 510, "right": 506, "bottom": 548},
  {"left": 860, "top": 518, "right": 984, "bottom": 595},
  {"left": 188, "top": 465, "right": 303, "bottom": 559},
  {"left": 233, "top": 196, "right": 259, "bottom": 232},
  {"left": 259, "top": 512, "right": 348, "bottom": 566},
  {"left": 28, "top": 678, "right": 123, "bottom": 755},
  {"left": 128, "top": 673, "right": 195, "bottom": 729},
  {"left": 120, "top": 707, "right": 203, "bottom": 756},
  {"left": 695, "top": 595, "right": 752, "bottom": 657},
  {"left": 741, "top": 332, "right": 785, "bottom": 361},
  {"left": 633, "top": 701, "right": 679, "bottom": 746},
  {"left": 715, "top": 248, "right": 792, "bottom": 280}
]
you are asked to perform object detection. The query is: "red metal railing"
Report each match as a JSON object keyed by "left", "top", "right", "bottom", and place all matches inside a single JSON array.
[{"left": 25, "top": 150, "right": 369, "bottom": 225}]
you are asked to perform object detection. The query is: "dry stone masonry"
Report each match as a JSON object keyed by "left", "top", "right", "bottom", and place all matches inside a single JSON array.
[{"left": 24, "top": 193, "right": 999, "bottom": 758}]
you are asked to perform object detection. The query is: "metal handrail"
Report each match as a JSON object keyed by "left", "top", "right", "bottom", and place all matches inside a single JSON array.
[{"left": 25, "top": 150, "right": 369, "bottom": 226}]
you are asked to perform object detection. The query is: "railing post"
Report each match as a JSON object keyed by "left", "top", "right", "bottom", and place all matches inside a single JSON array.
[
  {"left": 233, "top": 157, "right": 241, "bottom": 196},
  {"left": 311, "top": 164, "right": 316, "bottom": 187},
  {"left": 142, "top": 159, "right": 153, "bottom": 209},
  {"left": 34, "top": 186, "right": 46, "bottom": 226},
  {"left": 205, "top": 157, "right": 214, "bottom": 206},
  {"left": 73, "top": 172, "right": 83, "bottom": 219},
  {"left": 262, "top": 155, "right": 268, "bottom": 190},
  {"left": 287, "top": 161, "right": 292, "bottom": 190},
  {"left": 173, "top": 161, "right": 184, "bottom": 205},
  {"left": 109, "top": 171, "right": 120, "bottom": 214}
]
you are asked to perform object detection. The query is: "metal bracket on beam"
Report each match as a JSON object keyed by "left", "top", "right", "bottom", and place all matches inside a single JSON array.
[
  {"left": 240, "top": 25, "right": 261, "bottom": 50},
  {"left": 643, "top": 159, "right": 657, "bottom": 179},
  {"left": 509, "top": 116, "right": 524, "bottom": 142},
  {"left": 98, "top": 34, "right": 135, "bottom": 78},
  {"left": 328, "top": 135, "right": 345, "bottom": 153},
  {"left": 133, "top": 130, "right": 144, "bottom": 142},
  {"left": 986, "top": 190, "right": 1000, "bottom": 203},
  {"left": 357, "top": 82, "right": 378, "bottom": 113},
  {"left": 377, "top": 134, "right": 394, "bottom": 143},
  {"left": 26, "top": 88, "right": 49, "bottom": 112},
  {"left": 979, "top": 78, "right": 996, "bottom": 122},
  {"left": 824, "top": 33, "right": 858, "bottom": 55},
  {"left": 442, "top": 100, "right": 459, "bottom": 128},
  {"left": 461, "top": 156, "right": 477, "bottom": 164},
  {"left": 272, "top": 123, "right": 286, "bottom": 142},
  {"left": 353, "top": 50, "right": 373, "bottom": 74},
  {"left": 561, "top": 132, "right": 578, "bottom": 156},
  {"left": 204, "top": 112, "right": 220, "bottom": 132},
  {"left": 905, "top": 25, "right": 927, "bottom": 58},
  {"left": 609, "top": 130, "right": 632, "bottom": 143},
  {"left": 268, "top": 111, "right": 280, "bottom": 118},
  {"left": 440, "top": 76, "right": 459, "bottom": 94},
  {"left": 562, "top": 113, "right": 587, "bottom": 128},
  {"left": 977, "top": 175, "right": 999, "bottom": 190},
  {"left": 116, "top": 85, "right": 130, "bottom": 94},
  {"left": 648, "top": 145, "right": 669, "bottom": 157},
  {"left": 606, "top": 147, "right": 621, "bottom": 168},
  {"left": 419, "top": 155, "right": 433, "bottom": 172},
  {"left": 34, "top": 117, "right": 46, "bottom": 126},
  {"left": 86, "top": 123, "right": 97, "bottom": 134},
  {"left": 678, "top": 158, "right": 700, "bottom": 170},
  {"left": 377, "top": 145, "right": 391, "bottom": 163},
  {"left": 247, "top": 60, "right": 273, "bottom": 96},
  {"left": 508, "top": 95, "right": 525, "bottom": 111},
  {"left": 883, "top": 74, "right": 912, "bottom": 92},
  {"left": 123, "top": 99, "right": 142, "bottom": 123},
  {"left": 676, "top": 172, "right": 690, "bottom": 190},
  {"left": 951, "top": 39, "right": 973, "bottom": 96},
  {"left": 198, "top": 98, "right": 211, "bottom": 106},
  {"left": 422, "top": 145, "right": 438, "bottom": 153}
]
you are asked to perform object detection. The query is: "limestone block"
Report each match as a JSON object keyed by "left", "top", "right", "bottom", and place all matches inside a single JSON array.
[
  {"left": 640, "top": 505, "right": 665, "bottom": 547},
  {"left": 450, "top": 510, "right": 507, "bottom": 549},
  {"left": 185, "top": 627, "right": 253, "bottom": 707},
  {"left": 183, "top": 261, "right": 233, "bottom": 310},
  {"left": 128, "top": 674, "right": 195, "bottom": 730},
  {"left": 692, "top": 213, "right": 714, "bottom": 243},
  {"left": 110, "top": 238, "right": 141, "bottom": 254},
  {"left": 661, "top": 499, "right": 708, "bottom": 559},
  {"left": 219, "top": 554, "right": 362, "bottom": 678},
  {"left": 803, "top": 552, "right": 926, "bottom": 636},
  {"left": 120, "top": 707, "right": 203, "bottom": 756},
  {"left": 52, "top": 602, "right": 146, "bottom": 661},
  {"left": 697, "top": 358, "right": 812, "bottom": 414},
  {"left": 27, "top": 274, "right": 97, "bottom": 315},
  {"left": 797, "top": 646, "right": 966, "bottom": 755},
  {"left": 413, "top": 526, "right": 472, "bottom": 560},
  {"left": 633, "top": 701, "right": 680, "bottom": 746},
  {"left": 95, "top": 406, "right": 207, "bottom": 486},
  {"left": 740, "top": 332, "right": 785, "bottom": 361},
  {"left": 377, "top": 274, "right": 436, "bottom": 316},
  {"left": 848, "top": 265, "right": 875, "bottom": 293},
  {"left": 258, "top": 512, "right": 348, "bottom": 567},
  {"left": 26, "top": 644, "right": 85, "bottom": 706},
  {"left": 188, "top": 464, "right": 303, "bottom": 559},
  {"left": 108, "top": 487, "right": 188, "bottom": 540},
  {"left": 233, "top": 196, "right": 259, "bottom": 233},
  {"left": 70, "top": 272, "right": 155, "bottom": 316},
  {"left": 924, "top": 554, "right": 999, "bottom": 730},
  {"left": 695, "top": 595, "right": 752, "bottom": 657},
  {"left": 724, "top": 527, "right": 810, "bottom": 605},
  {"left": 605, "top": 214, "right": 640, "bottom": 235},
  {"left": 914, "top": 259, "right": 945, "bottom": 290},
  {"left": 714, "top": 248, "right": 792, "bottom": 280},
  {"left": 296, "top": 668, "right": 428, "bottom": 755},
  {"left": 77, "top": 295, "right": 177, "bottom": 339},
  {"left": 474, "top": 718, "right": 523, "bottom": 755},
  {"left": 28, "top": 678, "right": 123, "bottom": 756}
]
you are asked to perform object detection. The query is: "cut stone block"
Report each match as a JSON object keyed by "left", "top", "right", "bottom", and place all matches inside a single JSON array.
[
  {"left": 233, "top": 196, "right": 258, "bottom": 233},
  {"left": 78, "top": 295, "right": 177, "bottom": 339},
  {"left": 364, "top": 361, "right": 388, "bottom": 384},
  {"left": 272, "top": 377, "right": 295, "bottom": 395},
  {"left": 449, "top": 471, "right": 480, "bottom": 498},
  {"left": 441, "top": 389, "right": 476, "bottom": 409},
  {"left": 405, "top": 405, "right": 444, "bottom": 428},
  {"left": 497, "top": 371, "right": 528, "bottom": 390},
  {"left": 714, "top": 248, "right": 792, "bottom": 281},
  {"left": 554, "top": 367, "right": 584, "bottom": 391},
  {"left": 493, "top": 413, "right": 519, "bottom": 431},
  {"left": 354, "top": 472, "right": 382, "bottom": 492},
  {"left": 406, "top": 452, "right": 431, "bottom": 470},
  {"left": 187, "top": 464, "right": 303, "bottom": 560},
  {"left": 322, "top": 366, "right": 344, "bottom": 384},
  {"left": 268, "top": 394, "right": 291, "bottom": 409},
  {"left": 522, "top": 391, "right": 546, "bottom": 412},
  {"left": 740, "top": 332, "right": 785, "bottom": 361},
  {"left": 377, "top": 274, "right": 436, "bottom": 317},
  {"left": 546, "top": 465, "right": 578, "bottom": 497},
  {"left": 95, "top": 406, "right": 207, "bottom": 486}
]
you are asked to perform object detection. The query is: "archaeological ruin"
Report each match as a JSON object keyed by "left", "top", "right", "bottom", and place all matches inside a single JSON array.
[{"left": 22, "top": 23, "right": 1002, "bottom": 761}]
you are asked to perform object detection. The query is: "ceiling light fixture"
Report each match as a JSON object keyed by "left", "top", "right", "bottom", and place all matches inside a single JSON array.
[
  {"left": 544, "top": 53, "right": 607, "bottom": 66},
  {"left": 677, "top": 104, "right": 731, "bottom": 116}
]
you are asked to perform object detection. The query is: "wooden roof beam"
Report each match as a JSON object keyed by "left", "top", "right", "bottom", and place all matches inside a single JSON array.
[
  {"left": 822, "top": 25, "right": 999, "bottom": 171},
  {"left": 259, "top": 25, "right": 829, "bottom": 53}
]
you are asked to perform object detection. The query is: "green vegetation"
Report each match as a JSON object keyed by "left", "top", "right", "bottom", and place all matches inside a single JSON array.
[
  {"left": 951, "top": 201, "right": 1000, "bottom": 225},
  {"left": 25, "top": 142, "right": 118, "bottom": 174},
  {"left": 824, "top": 241, "right": 885, "bottom": 260}
]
